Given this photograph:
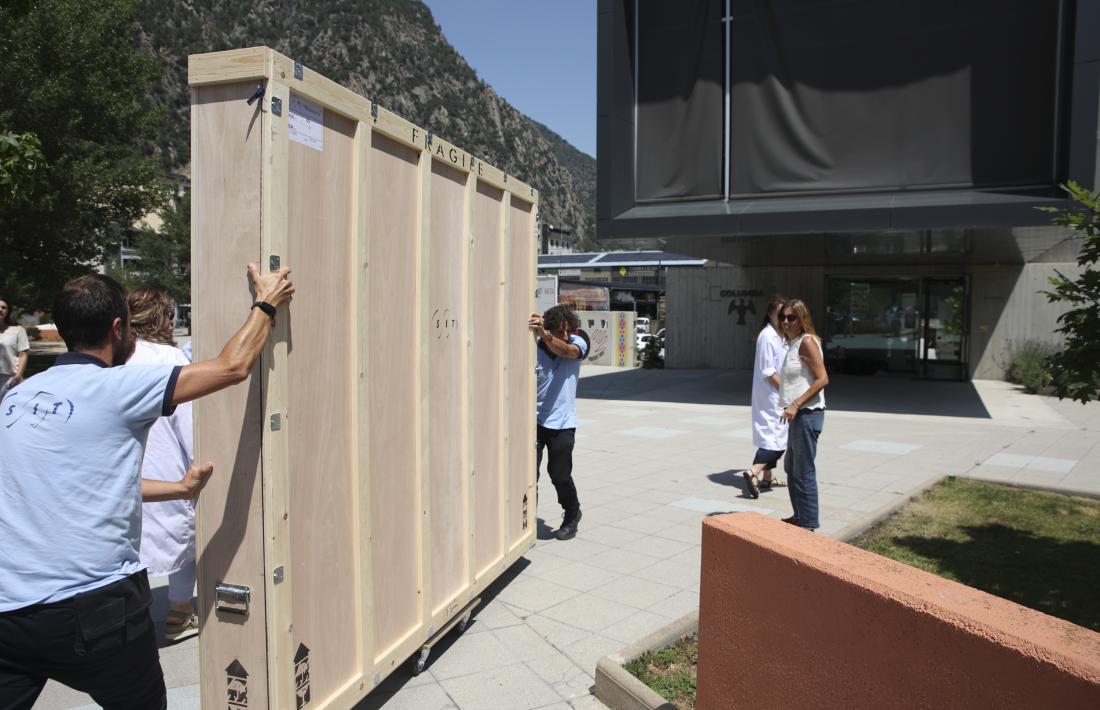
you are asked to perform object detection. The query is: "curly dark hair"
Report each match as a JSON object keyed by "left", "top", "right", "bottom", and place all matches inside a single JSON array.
[{"left": 543, "top": 305, "right": 579, "bottom": 335}]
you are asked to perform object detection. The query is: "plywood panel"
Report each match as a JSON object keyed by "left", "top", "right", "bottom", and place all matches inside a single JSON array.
[
  {"left": 428, "top": 161, "right": 468, "bottom": 612},
  {"left": 366, "top": 133, "right": 422, "bottom": 655},
  {"left": 192, "top": 81, "right": 269, "bottom": 710},
  {"left": 470, "top": 181, "right": 505, "bottom": 576},
  {"left": 505, "top": 198, "right": 535, "bottom": 547},
  {"left": 286, "top": 104, "right": 359, "bottom": 699}
]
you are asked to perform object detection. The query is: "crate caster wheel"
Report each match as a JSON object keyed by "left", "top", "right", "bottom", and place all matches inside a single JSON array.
[
  {"left": 457, "top": 610, "right": 473, "bottom": 633},
  {"left": 411, "top": 648, "right": 429, "bottom": 676}
]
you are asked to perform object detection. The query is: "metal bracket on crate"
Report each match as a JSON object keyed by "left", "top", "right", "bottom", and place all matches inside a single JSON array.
[
  {"left": 370, "top": 99, "right": 378, "bottom": 120},
  {"left": 270, "top": 96, "right": 282, "bottom": 116},
  {"left": 294, "top": 61, "right": 304, "bottom": 80},
  {"left": 270, "top": 254, "right": 281, "bottom": 271},
  {"left": 215, "top": 583, "right": 251, "bottom": 615}
]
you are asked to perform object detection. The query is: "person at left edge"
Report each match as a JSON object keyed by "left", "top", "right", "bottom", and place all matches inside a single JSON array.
[
  {"left": 0, "top": 263, "right": 294, "bottom": 710},
  {"left": 531, "top": 305, "right": 588, "bottom": 541}
]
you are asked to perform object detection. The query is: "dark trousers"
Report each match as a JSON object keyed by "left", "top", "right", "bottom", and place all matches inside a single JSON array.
[
  {"left": 0, "top": 571, "right": 167, "bottom": 710},
  {"left": 536, "top": 425, "right": 580, "bottom": 514}
]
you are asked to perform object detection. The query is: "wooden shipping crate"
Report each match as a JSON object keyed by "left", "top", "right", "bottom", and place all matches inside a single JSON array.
[{"left": 188, "top": 47, "right": 538, "bottom": 709}]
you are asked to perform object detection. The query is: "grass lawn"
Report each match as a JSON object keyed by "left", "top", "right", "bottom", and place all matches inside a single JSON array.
[
  {"left": 850, "top": 477, "right": 1100, "bottom": 632},
  {"left": 623, "top": 633, "right": 697, "bottom": 710}
]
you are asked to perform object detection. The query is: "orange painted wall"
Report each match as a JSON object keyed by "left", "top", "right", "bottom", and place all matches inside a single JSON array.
[{"left": 697, "top": 513, "right": 1100, "bottom": 710}]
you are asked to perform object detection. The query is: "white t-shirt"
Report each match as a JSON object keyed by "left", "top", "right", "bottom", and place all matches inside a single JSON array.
[
  {"left": 0, "top": 325, "right": 29, "bottom": 377},
  {"left": 130, "top": 340, "right": 195, "bottom": 576}
]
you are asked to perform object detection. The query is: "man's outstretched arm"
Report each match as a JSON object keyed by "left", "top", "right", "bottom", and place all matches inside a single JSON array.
[{"left": 172, "top": 263, "right": 294, "bottom": 405}]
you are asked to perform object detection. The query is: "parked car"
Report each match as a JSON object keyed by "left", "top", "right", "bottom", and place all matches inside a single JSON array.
[
  {"left": 636, "top": 316, "right": 651, "bottom": 333},
  {"left": 655, "top": 327, "right": 665, "bottom": 342},
  {"left": 636, "top": 333, "right": 656, "bottom": 351}
]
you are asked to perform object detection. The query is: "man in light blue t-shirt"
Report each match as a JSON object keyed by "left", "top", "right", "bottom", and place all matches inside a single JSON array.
[
  {"left": 0, "top": 266, "right": 294, "bottom": 710},
  {"left": 530, "top": 305, "right": 588, "bottom": 541}
]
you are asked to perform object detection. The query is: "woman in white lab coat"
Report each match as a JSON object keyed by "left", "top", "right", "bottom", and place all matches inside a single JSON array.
[
  {"left": 743, "top": 295, "right": 788, "bottom": 499},
  {"left": 127, "top": 288, "right": 198, "bottom": 641}
]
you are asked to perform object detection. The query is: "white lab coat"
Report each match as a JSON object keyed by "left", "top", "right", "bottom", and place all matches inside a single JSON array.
[
  {"left": 130, "top": 339, "right": 195, "bottom": 576},
  {"left": 751, "top": 324, "right": 788, "bottom": 451}
]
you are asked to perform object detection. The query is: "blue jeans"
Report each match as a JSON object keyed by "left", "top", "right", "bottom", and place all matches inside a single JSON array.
[{"left": 784, "top": 409, "right": 824, "bottom": 529}]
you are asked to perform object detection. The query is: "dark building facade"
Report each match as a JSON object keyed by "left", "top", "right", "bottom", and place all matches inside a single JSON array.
[{"left": 598, "top": 0, "right": 1100, "bottom": 379}]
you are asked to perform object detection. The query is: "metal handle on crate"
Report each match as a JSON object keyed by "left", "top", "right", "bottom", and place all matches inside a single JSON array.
[{"left": 215, "top": 583, "right": 251, "bottom": 615}]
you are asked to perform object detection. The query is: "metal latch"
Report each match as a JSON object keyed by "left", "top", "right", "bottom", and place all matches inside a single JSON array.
[{"left": 215, "top": 583, "right": 251, "bottom": 615}]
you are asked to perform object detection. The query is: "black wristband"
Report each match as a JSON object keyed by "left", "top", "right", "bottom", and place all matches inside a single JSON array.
[{"left": 251, "top": 301, "right": 276, "bottom": 320}]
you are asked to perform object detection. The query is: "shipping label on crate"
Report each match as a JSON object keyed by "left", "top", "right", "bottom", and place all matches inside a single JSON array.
[{"left": 289, "top": 95, "right": 324, "bottom": 151}]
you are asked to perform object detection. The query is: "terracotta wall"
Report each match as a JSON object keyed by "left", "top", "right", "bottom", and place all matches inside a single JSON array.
[{"left": 697, "top": 514, "right": 1100, "bottom": 710}]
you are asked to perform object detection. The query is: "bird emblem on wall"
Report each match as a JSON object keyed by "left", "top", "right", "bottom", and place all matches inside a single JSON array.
[{"left": 728, "top": 298, "right": 756, "bottom": 325}]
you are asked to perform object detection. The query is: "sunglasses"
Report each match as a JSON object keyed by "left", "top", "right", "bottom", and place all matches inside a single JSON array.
[{"left": 780, "top": 314, "right": 799, "bottom": 322}]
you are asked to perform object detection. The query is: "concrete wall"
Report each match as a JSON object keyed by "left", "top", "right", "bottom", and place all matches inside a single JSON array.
[
  {"left": 697, "top": 514, "right": 1100, "bottom": 710},
  {"left": 664, "top": 227, "right": 1083, "bottom": 378}
]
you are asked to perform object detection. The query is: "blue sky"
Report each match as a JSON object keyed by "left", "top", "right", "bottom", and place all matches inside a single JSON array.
[{"left": 421, "top": 1, "right": 597, "bottom": 157}]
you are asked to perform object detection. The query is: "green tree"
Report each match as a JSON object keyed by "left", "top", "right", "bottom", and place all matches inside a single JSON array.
[
  {"left": 132, "top": 193, "right": 191, "bottom": 304},
  {"left": 0, "top": 131, "right": 47, "bottom": 204},
  {"left": 0, "top": 0, "right": 167, "bottom": 309},
  {"left": 1041, "top": 181, "right": 1100, "bottom": 403}
]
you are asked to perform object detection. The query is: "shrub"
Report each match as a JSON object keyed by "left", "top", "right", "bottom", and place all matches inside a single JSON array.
[
  {"left": 1005, "top": 339, "right": 1058, "bottom": 394},
  {"left": 25, "top": 326, "right": 39, "bottom": 340}
]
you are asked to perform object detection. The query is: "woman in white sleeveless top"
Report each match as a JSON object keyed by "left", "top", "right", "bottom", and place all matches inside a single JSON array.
[
  {"left": 742, "top": 295, "right": 788, "bottom": 498},
  {"left": 778, "top": 299, "right": 829, "bottom": 530},
  {"left": 127, "top": 288, "right": 198, "bottom": 641}
]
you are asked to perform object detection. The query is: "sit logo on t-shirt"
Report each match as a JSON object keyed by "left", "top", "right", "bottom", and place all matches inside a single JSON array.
[{"left": 3, "top": 390, "right": 76, "bottom": 429}]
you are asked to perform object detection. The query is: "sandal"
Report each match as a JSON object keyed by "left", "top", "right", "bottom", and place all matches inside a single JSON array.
[
  {"left": 165, "top": 609, "right": 199, "bottom": 642},
  {"left": 760, "top": 474, "right": 786, "bottom": 490},
  {"left": 742, "top": 471, "right": 760, "bottom": 499}
]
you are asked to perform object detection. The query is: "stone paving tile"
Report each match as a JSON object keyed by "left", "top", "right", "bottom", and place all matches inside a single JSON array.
[
  {"left": 541, "top": 594, "right": 637, "bottom": 634},
  {"left": 561, "top": 634, "right": 625, "bottom": 674},
  {"left": 493, "top": 623, "right": 564, "bottom": 664},
  {"left": 600, "top": 609, "right": 675, "bottom": 645},
  {"left": 372, "top": 683, "right": 457, "bottom": 710},
  {"left": 649, "top": 589, "right": 699, "bottom": 620},
  {"left": 569, "top": 693, "right": 612, "bottom": 709},
  {"left": 532, "top": 560, "right": 623, "bottom": 593},
  {"left": 438, "top": 663, "right": 561, "bottom": 710},
  {"left": 578, "top": 523, "right": 646, "bottom": 548},
  {"left": 469, "top": 598, "right": 527, "bottom": 632},
  {"left": 525, "top": 653, "right": 596, "bottom": 703},
  {"left": 427, "top": 630, "right": 520, "bottom": 681},
  {"left": 524, "top": 613, "right": 593, "bottom": 649},
  {"left": 492, "top": 575, "right": 580, "bottom": 613},
  {"left": 582, "top": 547, "right": 664, "bottom": 575},
  {"left": 630, "top": 557, "right": 701, "bottom": 588},
  {"left": 619, "top": 534, "right": 696, "bottom": 560},
  {"left": 589, "top": 575, "right": 680, "bottom": 611}
]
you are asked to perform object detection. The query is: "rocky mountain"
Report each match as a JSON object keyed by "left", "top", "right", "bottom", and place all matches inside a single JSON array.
[{"left": 135, "top": 0, "right": 596, "bottom": 248}]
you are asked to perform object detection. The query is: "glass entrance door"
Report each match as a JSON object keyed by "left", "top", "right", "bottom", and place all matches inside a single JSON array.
[
  {"left": 918, "top": 278, "right": 969, "bottom": 380},
  {"left": 825, "top": 277, "right": 969, "bottom": 379}
]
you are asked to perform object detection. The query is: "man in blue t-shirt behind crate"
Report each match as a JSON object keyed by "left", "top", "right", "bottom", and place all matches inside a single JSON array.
[
  {"left": 529, "top": 305, "right": 588, "bottom": 541},
  {"left": 0, "top": 265, "right": 293, "bottom": 710}
]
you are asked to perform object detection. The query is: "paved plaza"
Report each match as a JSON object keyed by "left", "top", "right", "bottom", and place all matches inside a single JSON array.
[{"left": 35, "top": 366, "right": 1100, "bottom": 709}]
